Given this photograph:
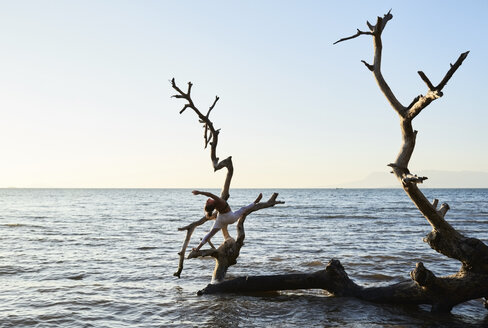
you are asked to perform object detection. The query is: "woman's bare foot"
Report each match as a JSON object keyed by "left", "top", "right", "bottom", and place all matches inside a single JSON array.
[{"left": 254, "top": 193, "right": 263, "bottom": 203}]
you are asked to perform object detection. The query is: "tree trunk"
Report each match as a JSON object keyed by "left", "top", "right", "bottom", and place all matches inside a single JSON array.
[{"left": 198, "top": 260, "right": 488, "bottom": 313}]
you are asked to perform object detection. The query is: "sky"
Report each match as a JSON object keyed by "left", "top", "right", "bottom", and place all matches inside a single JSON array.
[{"left": 0, "top": 1, "right": 487, "bottom": 188}]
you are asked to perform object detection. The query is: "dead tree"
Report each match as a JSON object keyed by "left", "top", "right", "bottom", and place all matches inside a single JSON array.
[
  {"left": 197, "top": 12, "right": 488, "bottom": 314},
  {"left": 333, "top": 11, "right": 488, "bottom": 312},
  {"left": 171, "top": 78, "right": 283, "bottom": 282}
]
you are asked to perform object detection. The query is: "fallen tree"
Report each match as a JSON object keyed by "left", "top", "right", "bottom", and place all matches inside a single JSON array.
[
  {"left": 182, "top": 12, "right": 488, "bottom": 314},
  {"left": 171, "top": 78, "right": 283, "bottom": 283}
]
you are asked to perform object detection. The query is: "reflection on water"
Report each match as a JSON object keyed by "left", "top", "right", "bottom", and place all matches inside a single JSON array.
[{"left": 1, "top": 188, "right": 488, "bottom": 327}]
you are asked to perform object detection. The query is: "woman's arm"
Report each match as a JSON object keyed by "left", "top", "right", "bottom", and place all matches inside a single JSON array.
[
  {"left": 192, "top": 190, "right": 227, "bottom": 212},
  {"left": 192, "top": 190, "right": 221, "bottom": 201}
]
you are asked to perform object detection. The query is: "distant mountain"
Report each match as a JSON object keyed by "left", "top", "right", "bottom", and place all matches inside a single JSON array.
[{"left": 335, "top": 170, "right": 488, "bottom": 188}]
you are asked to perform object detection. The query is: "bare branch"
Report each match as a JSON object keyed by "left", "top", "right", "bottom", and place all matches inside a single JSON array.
[
  {"left": 179, "top": 104, "right": 191, "bottom": 114},
  {"left": 417, "top": 71, "right": 435, "bottom": 91},
  {"left": 405, "top": 52, "right": 469, "bottom": 120},
  {"left": 334, "top": 11, "right": 404, "bottom": 116},
  {"left": 171, "top": 79, "right": 232, "bottom": 181},
  {"left": 436, "top": 51, "right": 470, "bottom": 91},
  {"left": 187, "top": 81, "right": 193, "bottom": 96},
  {"left": 410, "top": 262, "right": 437, "bottom": 288},
  {"left": 438, "top": 203, "right": 450, "bottom": 218},
  {"left": 187, "top": 248, "right": 219, "bottom": 259},
  {"left": 366, "top": 21, "right": 374, "bottom": 32},
  {"left": 235, "top": 193, "right": 284, "bottom": 247},
  {"left": 207, "top": 96, "right": 219, "bottom": 117},
  {"left": 333, "top": 29, "right": 372, "bottom": 45},
  {"left": 171, "top": 78, "right": 186, "bottom": 98},
  {"left": 174, "top": 215, "right": 213, "bottom": 278},
  {"left": 375, "top": 10, "right": 393, "bottom": 35},
  {"left": 361, "top": 60, "right": 374, "bottom": 71},
  {"left": 429, "top": 199, "right": 449, "bottom": 218},
  {"left": 407, "top": 95, "right": 422, "bottom": 110},
  {"left": 406, "top": 90, "right": 443, "bottom": 120}
]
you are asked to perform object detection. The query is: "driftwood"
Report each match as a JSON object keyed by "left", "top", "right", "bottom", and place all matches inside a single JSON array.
[
  {"left": 171, "top": 79, "right": 283, "bottom": 282},
  {"left": 196, "top": 12, "right": 488, "bottom": 314},
  {"left": 200, "top": 260, "right": 488, "bottom": 312}
]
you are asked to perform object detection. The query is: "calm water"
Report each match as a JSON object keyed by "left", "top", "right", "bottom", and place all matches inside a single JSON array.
[{"left": 1, "top": 188, "right": 488, "bottom": 327}]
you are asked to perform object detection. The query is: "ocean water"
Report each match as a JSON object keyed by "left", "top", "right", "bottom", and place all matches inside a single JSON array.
[{"left": 1, "top": 188, "right": 488, "bottom": 327}]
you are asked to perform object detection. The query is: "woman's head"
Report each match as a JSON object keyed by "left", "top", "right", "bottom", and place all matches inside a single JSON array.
[{"left": 204, "top": 198, "right": 215, "bottom": 217}]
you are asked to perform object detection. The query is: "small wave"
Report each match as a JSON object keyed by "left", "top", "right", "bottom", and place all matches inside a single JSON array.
[
  {"left": 269, "top": 256, "right": 284, "bottom": 262},
  {"left": 304, "top": 260, "right": 325, "bottom": 267},
  {"left": 2, "top": 223, "right": 47, "bottom": 229},
  {"left": 313, "top": 215, "right": 380, "bottom": 220},
  {"left": 67, "top": 273, "right": 85, "bottom": 280},
  {"left": 0, "top": 265, "right": 42, "bottom": 275},
  {"left": 137, "top": 246, "right": 158, "bottom": 251},
  {"left": 0, "top": 266, "right": 19, "bottom": 275},
  {"left": 360, "top": 273, "right": 393, "bottom": 281},
  {"left": 456, "top": 219, "right": 488, "bottom": 224},
  {"left": 3, "top": 223, "right": 25, "bottom": 227},
  {"left": 363, "top": 255, "right": 398, "bottom": 261}
]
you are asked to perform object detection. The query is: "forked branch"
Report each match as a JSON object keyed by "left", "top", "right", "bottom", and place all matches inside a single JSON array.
[
  {"left": 173, "top": 214, "right": 213, "bottom": 278},
  {"left": 235, "top": 193, "right": 284, "bottom": 247},
  {"left": 171, "top": 78, "right": 233, "bottom": 201}
]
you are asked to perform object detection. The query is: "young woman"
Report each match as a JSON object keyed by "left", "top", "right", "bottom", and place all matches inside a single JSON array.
[{"left": 192, "top": 190, "right": 262, "bottom": 251}]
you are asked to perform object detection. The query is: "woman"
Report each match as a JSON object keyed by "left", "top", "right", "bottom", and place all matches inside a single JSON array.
[{"left": 192, "top": 190, "right": 262, "bottom": 251}]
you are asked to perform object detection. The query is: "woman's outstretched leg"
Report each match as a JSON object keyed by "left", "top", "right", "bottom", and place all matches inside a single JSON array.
[
  {"left": 194, "top": 227, "right": 220, "bottom": 251},
  {"left": 221, "top": 225, "right": 231, "bottom": 239}
]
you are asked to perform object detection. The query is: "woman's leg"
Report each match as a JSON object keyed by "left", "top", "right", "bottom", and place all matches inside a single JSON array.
[
  {"left": 221, "top": 225, "right": 230, "bottom": 239},
  {"left": 195, "top": 227, "right": 220, "bottom": 251},
  {"left": 233, "top": 202, "right": 256, "bottom": 218}
]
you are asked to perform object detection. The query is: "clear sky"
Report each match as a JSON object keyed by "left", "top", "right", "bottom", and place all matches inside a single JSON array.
[{"left": 0, "top": 1, "right": 487, "bottom": 188}]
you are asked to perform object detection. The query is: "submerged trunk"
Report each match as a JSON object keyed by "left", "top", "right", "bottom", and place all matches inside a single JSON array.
[{"left": 199, "top": 260, "right": 488, "bottom": 313}]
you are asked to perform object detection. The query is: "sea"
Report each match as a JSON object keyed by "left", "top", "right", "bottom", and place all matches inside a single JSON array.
[{"left": 1, "top": 188, "right": 488, "bottom": 327}]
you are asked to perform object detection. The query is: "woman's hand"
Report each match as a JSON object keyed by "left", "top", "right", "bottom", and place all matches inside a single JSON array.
[{"left": 192, "top": 190, "right": 200, "bottom": 195}]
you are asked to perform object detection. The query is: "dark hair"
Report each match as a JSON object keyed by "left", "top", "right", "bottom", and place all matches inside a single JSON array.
[{"left": 204, "top": 203, "right": 215, "bottom": 217}]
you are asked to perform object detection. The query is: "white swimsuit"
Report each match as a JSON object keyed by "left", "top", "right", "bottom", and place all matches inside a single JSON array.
[{"left": 211, "top": 203, "right": 255, "bottom": 229}]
